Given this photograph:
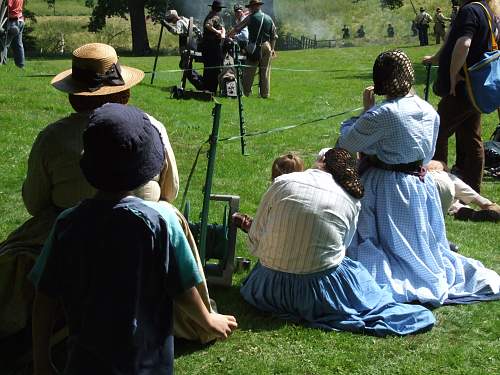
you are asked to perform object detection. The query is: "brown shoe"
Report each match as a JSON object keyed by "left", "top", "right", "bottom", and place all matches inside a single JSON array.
[{"left": 232, "top": 212, "right": 253, "bottom": 233}]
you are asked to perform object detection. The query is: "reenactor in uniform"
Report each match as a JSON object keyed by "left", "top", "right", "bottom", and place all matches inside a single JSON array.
[
  {"left": 161, "top": 10, "right": 204, "bottom": 90},
  {"left": 414, "top": 7, "right": 433, "bottom": 46},
  {"left": 356, "top": 25, "right": 365, "bottom": 38},
  {"left": 342, "top": 25, "right": 350, "bottom": 39},
  {"left": 387, "top": 23, "right": 395, "bottom": 38},
  {"left": 229, "top": 0, "right": 277, "bottom": 98},
  {"left": 202, "top": 0, "right": 226, "bottom": 94},
  {"left": 434, "top": 8, "right": 450, "bottom": 44}
]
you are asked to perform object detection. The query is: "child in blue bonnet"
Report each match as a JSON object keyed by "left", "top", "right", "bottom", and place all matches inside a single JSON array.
[{"left": 29, "top": 103, "right": 237, "bottom": 375}]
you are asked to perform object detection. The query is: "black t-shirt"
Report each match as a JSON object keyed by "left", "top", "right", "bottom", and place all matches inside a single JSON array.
[{"left": 435, "top": 1, "right": 497, "bottom": 97}]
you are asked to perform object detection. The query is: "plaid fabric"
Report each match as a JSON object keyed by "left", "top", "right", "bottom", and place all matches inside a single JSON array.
[{"left": 339, "top": 95, "right": 500, "bottom": 305}]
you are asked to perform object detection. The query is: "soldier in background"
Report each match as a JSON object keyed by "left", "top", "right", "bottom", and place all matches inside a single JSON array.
[
  {"left": 342, "top": 24, "right": 350, "bottom": 39},
  {"left": 161, "top": 9, "right": 204, "bottom": 90},
  {"left": 202, "top": 0, "right": 226, "bottom": 94},
  {"left": 387, "top": 23, "right": 395, "bottom": 38},
  {"left": 356, "top": 25, "right": 365, "bottom": 38},
  {"left": 415, "top": 7, "right": 433, "bottom": 46},
  {"left": 434, "top": 7, "right": 450, "bottom": 44},
  {"left": 232, "top": 4, "right": 249, "bottom": 49}
]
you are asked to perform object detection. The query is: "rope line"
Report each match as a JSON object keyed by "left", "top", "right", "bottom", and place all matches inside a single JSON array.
[
  {"left": 26, "top": 65, "right": 438, "bottom": 78},
  {"left": 181, "top": 105, "right": 363, "bottom": 206},
  {"left": 219, "top": 106, "right": 363, "bottom": 142}
]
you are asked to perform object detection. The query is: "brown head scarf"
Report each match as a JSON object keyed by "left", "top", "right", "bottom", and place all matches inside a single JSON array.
[
  {"left": 324, "top": 148, "right": 364, "bottom": 199},
  {"left": 373, "top": 49, "right": 415, "bottom": 98}
]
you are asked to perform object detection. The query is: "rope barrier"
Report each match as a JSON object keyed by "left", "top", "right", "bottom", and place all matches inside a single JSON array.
[
  {"left": 180, "top": 105, "right": 363, "bottom": 206},
  {"left": 25, "top": 63, "right": 438, "bottom": 79}
]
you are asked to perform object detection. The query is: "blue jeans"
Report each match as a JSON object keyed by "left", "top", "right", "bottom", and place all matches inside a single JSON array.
[{"left": 2, "top": 19, "right": 25, "bottom": 67}]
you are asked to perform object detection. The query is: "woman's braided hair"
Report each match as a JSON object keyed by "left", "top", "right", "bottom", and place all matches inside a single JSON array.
[
  {"left": 324, "top": 148, "right": 364, "bottom": 199},
  {"left": 373, "top": 49, "right": 415, "bottom": 98}
]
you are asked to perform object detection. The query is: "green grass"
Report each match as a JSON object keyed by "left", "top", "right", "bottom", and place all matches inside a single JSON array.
[{"left": 1, "top": 44, "right": 499, "bottom": 374}]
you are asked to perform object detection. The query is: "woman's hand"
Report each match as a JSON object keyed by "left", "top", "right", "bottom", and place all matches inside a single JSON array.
[
  {"left": 422, "top": 55, "right": 438, "bottom": 65},
  {"left": 363, "top": 86, "right": 375, "bottom": 112}
]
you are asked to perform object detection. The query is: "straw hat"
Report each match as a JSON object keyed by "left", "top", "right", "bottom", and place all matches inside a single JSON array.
[{"left": 51, "top": 43, "right": 144, "bottom": 96}]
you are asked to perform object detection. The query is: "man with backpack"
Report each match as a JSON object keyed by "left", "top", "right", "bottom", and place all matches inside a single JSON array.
[
  {"left": 422, "top": 0, "right": 499, "bottom": 193},
  {"left": 415, "top": 7, "right": 433, "bottom": 46},
  {"left": 229, "top": 0, "right": 277, "bottom": 98}
]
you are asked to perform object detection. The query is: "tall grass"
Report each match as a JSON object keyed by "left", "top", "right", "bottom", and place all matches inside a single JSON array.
[{"left": 0, "top": 44, "right": 499, "bottom": 374}]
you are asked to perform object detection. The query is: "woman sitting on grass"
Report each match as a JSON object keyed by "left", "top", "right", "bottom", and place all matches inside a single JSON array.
[
  {"left": 337, "top": 49, "right": 500, "bottom": 306},
  {"left": 240, "top": 148, "right": 435, "bottom": 336},
  {"left": 0, "top": 43, "right": 216, "bottom": 348}
]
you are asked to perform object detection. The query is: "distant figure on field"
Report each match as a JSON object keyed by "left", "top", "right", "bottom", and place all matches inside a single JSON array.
[
  {"left": 415, "top": 7, "right": 433, "bottom": 45},
  {"left": 161, "top": 9, "right": 204, "bottom": 90},
  {"left": 342, "top": 24, "right": 350, "bottom": 39},
  {"left": 434, "top": 7, "right": 450, "bottom": 44},
  {"left": 387, "top": 23, "right": 395, "bottom": 38},
  {"left": 202, "top": 0, "right": 226, "bottom": 93},
  {"left": 232, "top": 3, "right": 249, "bottom": 49},
  {"left": 1, "top": 0, "right": 25, "bottom": 67},
  {"left": 229, "top": 0, "right": 278, "bottom": 98},
  {"left": 356, "top": 25, "right": 365, "bottom": 38}
]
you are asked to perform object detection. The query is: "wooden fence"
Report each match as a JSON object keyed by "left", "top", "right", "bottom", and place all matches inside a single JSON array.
[{"left": 276, "top": 33, "right": 337, "bottom": 51}]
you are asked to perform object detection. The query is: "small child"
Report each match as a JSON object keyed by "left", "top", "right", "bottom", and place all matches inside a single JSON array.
[
  {"left": 233, "top": 152, "right": 305, "bottom": 233},
  {"left": 30, "top": 103, "right": 237, "bottom": 375}
]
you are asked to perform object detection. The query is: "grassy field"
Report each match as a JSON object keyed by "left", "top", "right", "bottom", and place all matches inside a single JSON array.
[{"left": 1, "top": 41, "right": 500, "bottom": 374}]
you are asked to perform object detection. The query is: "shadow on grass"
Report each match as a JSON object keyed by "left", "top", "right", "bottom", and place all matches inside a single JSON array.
[{"left": 175, "top": 282, "right": 287, "bottom": 358}]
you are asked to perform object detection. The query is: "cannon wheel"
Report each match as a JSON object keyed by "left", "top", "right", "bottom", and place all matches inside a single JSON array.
[{"left": 0, "top": 0, "right": 8, "bottom": 64}]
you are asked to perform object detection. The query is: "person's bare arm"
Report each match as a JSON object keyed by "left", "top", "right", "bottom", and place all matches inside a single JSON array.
[
  {"left": 449, "top": 36, "right": 471, "bottom": 96},
  {"left": 32, "top": 292, "right": 59, "bottom": 375},
  {"left": 175, "top": 286, "right": 237, "bottom": 339},
  {"left": 228, "top": 16, "right": 250, "bottom": 38}
]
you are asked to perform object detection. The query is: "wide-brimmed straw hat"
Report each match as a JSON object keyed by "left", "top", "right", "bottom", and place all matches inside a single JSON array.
[
  {"left": 209, "top": 1, "right": 226, "bottom": 8},
  {"left": 246, "top": 0, "right": 264, "bottom": 7},
  {"left": 51, "top": 43, "right": 144, "bottom": 96}
]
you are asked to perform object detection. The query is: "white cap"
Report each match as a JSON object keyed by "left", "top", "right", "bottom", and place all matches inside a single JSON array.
[{"left": 317, "top": 148, "right": 332, "bottom": 161}]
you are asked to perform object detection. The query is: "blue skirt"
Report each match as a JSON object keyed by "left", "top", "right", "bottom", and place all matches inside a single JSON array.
[{"left": 240, "top": 258, "right": 435, "bottom": 336}]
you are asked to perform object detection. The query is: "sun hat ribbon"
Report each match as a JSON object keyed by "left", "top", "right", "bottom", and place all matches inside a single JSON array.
[{"left": 71, "top": 62, "right": 125, "bottom": 93}]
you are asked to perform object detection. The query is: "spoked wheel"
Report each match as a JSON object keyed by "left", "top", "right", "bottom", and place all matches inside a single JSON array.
[{"left": 0, "top": 0, "right": 8, "bottom": 64}]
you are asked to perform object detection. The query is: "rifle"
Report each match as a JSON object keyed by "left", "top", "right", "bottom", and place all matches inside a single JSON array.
[{"left": 409, "top": 0, "right": 418, "bottom": 16}]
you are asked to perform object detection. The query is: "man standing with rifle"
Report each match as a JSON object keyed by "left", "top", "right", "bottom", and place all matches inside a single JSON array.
[{"left": 415, "top": 7, "right": 433, "bottom": 46}]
